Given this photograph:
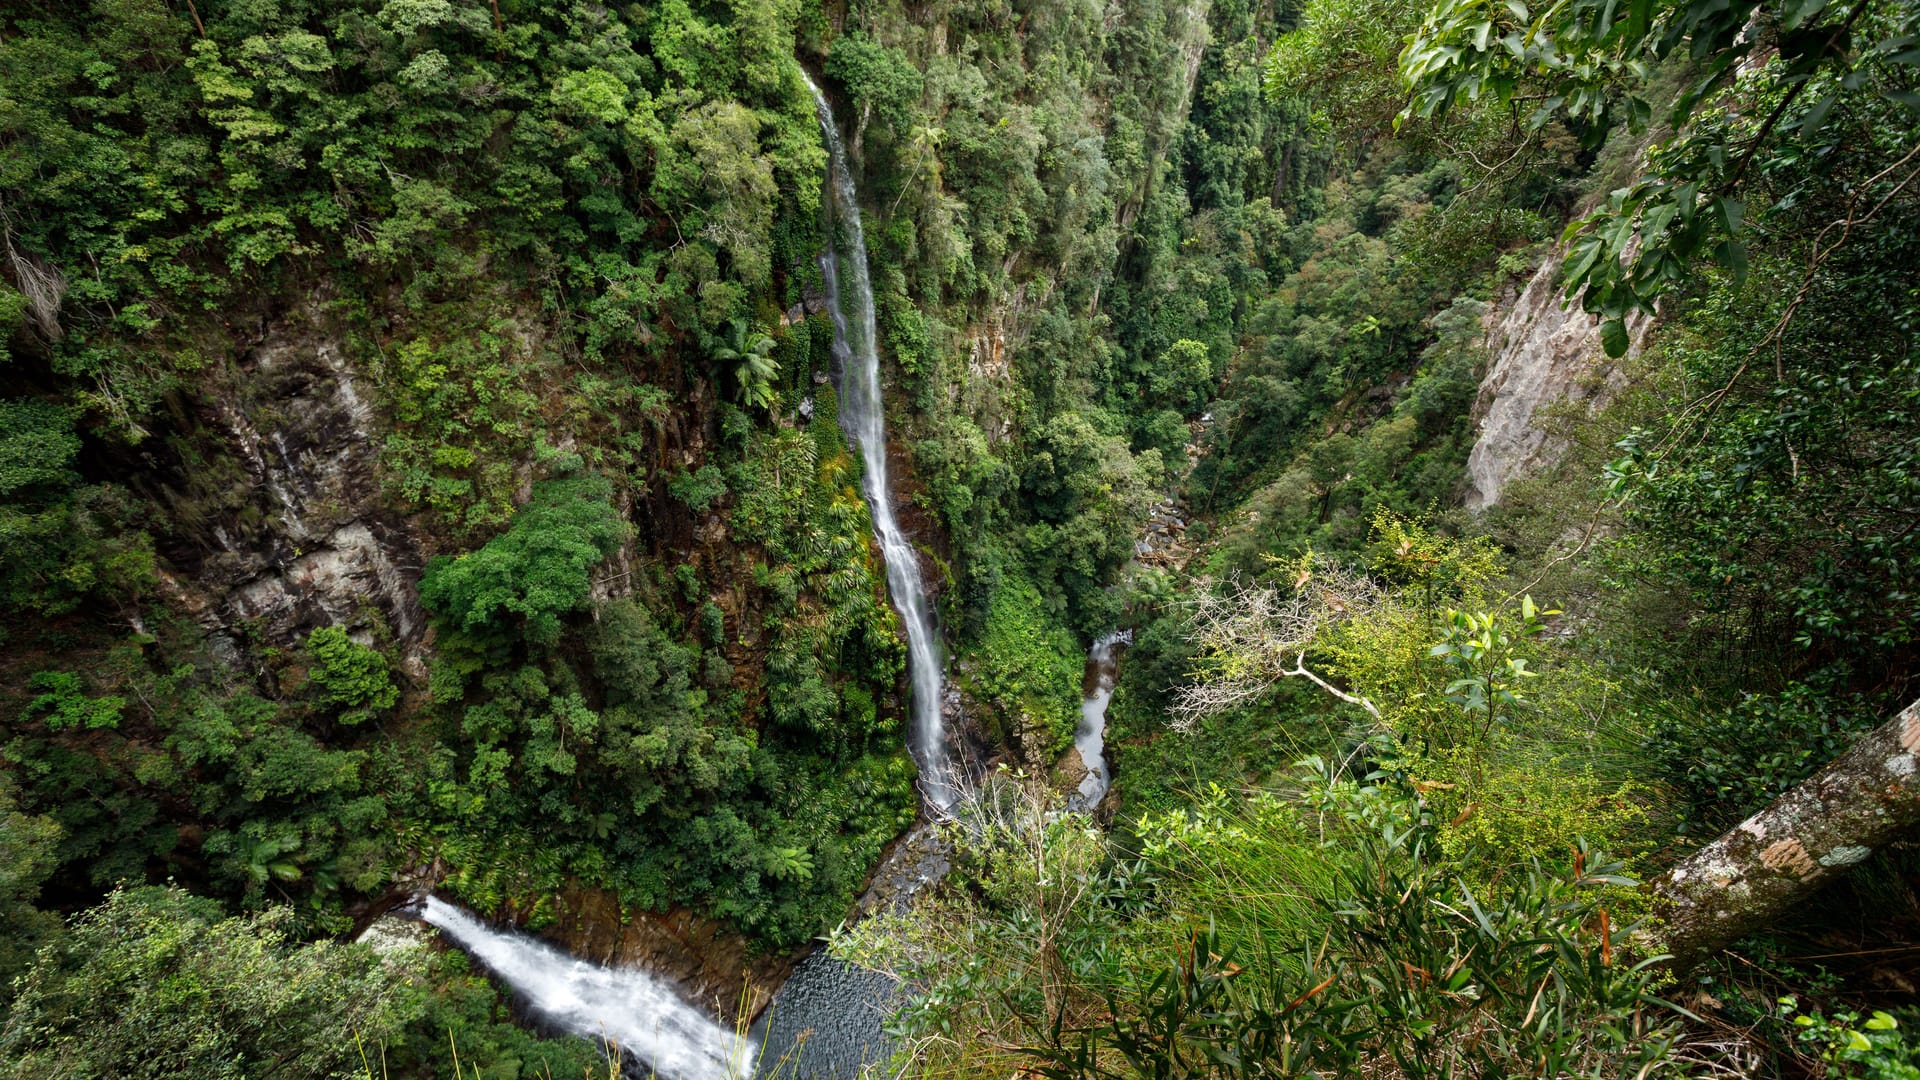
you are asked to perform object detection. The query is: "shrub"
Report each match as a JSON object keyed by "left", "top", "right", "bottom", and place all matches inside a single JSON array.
[
  {"left": 669, "top": 465, "right": 730, "bottom": 511},
  {"left": 23, "top": 671, "right": 124, "bottom": 732},
  {"left": 302, "top": 627, "right": 398, "bottom": 725},
  {"left": 1648, "top": 673, "right": 1877, "bottom": 831},
  {"left": 1781, "top": 999, "right": 1920, "bottom": 1080}
]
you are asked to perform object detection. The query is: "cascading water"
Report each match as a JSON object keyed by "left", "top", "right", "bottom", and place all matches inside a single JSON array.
[
  {"left": 1069, "top": 631, "right": 1131, "bottom": 811},
  {"left": 418, "top": 897, "right": 752, "bottom": 1080},
  {"left": 805, "top": 73, "right": 954, "bottom": 809}
]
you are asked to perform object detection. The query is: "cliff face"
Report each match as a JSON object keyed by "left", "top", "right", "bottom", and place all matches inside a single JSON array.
[
  {"left": 537, "top": 886, "right": 801, "bottom": 1023},
  {"left": 133, "top": 308, "right": 428, "bottom": 679},
  {"left": 1463, "top": 254, "right": 1654, "bottom": 509}
]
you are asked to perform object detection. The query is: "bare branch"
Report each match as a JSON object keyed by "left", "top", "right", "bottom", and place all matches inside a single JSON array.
[
  {"left": 1171, "top": 563, "right": 1384, "bottom": 729},
  {"left": 4, "top": 232, "right": 67, "bottom": 342},
  {"left": 1281, "top": 651, "right": 1381, "bottom": 719}
]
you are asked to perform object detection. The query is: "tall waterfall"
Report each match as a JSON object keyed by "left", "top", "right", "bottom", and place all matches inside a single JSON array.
[
  {"left": 805, "top": 74, "right": 955, "bottom": 809},
  {"left": 418, "top": 897, "right": 752, "bottom": 1080}
]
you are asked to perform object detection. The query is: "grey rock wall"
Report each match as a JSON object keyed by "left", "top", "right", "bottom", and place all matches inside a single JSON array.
[
  {"left": 1463, "top": 254, "right": 1654, "bottom": 509},
  {"left": 147, "top": 310, "right": 427, "bottom": 676}
]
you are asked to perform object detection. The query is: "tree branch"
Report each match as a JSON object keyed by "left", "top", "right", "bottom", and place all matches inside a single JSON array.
[{"left": 1284, "top": 652, "right": 1381, "bottom": 719}]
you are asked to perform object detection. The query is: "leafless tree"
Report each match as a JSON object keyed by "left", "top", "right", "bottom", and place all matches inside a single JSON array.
[
  {"left": 1171, "top": 561, "right": 1386, "bottom": 730},
  {"left": 4, "top": 230, "right": 66, "bottom": 342}
]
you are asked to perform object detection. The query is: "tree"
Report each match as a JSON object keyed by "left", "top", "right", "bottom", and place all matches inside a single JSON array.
[
  {"left": 0, "top": 777, "right": 60, "bottom": 1007},
  {"left": 1400, "top": 0, "right": 1920, "bottom": 352},
  {"left": 1173, "top": 561, "right": 1387, "bottom": 726},
  {"left": 0, "top": 887, "right": 422, "bottom": 1078},
  {"left": 710, "top": 317, "right": 780, "bottom": 410},
  {"left": 1149, "top": 338, "right": 1214, "bottom": 414},
  {"left": 824, "top": 33, "right": 925, "bottom": 144},
  {"left": 0, "top": 399, "right": 153, "bottom": 615},
  {"left": 419, "top": 470, "right": 628, "bottom": 647},
  {"left": 1650, "top": 696, "right": 1920, "bottom": 970},
  {"left": 303, "top": 627, "right": 399, "bottom": 725}
]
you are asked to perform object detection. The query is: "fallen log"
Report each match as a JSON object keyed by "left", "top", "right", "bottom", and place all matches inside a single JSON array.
[{"left": 1651, "top": 696, "right": 1920, "bottom": 971}]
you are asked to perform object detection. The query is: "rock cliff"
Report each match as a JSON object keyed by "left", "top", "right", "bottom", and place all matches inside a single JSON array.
[
  {"left": 1463, "top": 254, "right": 1654, "bottom": 509},
  {"left": 130, "top": 307, "right": 427, "bottom": 677}
]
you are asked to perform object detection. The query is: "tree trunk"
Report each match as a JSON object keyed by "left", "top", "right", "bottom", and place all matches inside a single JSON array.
[{"left": 1651, "top": 696, "right": 1920, "bottom": 971}]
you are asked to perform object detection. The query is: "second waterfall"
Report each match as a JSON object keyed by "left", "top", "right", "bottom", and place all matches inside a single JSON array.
[{"left": 805, "top": 74, "right": 955, "bottom": 810}]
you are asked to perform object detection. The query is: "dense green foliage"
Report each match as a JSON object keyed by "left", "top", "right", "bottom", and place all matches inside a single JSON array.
[
  {"left": 1404, "top": 0, "right": 1920, "bottom": 350},
  {"left": 0, "top": 0, "right": 917, "bottom": 1064},
  {"left": 0, "top": 886, "right": 417, "bottom": 1077},
  {"left": 1, "top": 0, "right": 1917, "bottom": 1072},
  {"left": 303, "top": 626, "right": 400, "bottom": 726},
  {"left": 420, "top": 468, "right": 630, "bottom": 648},
  {"left": 0, "top": 885, "right": 612, "bottom": 1080},
  {"left": 963, "top": 569, "right": 1084, "bottom": 754},
  {"left": 845, "top": 769, "right": 1679, "bottom": 1079},
  {"left": 0, "top": 0, "right": 913, "bottom": 912},
  {"left": 414, "top": 454, "right": 913, "bottom": 945}
]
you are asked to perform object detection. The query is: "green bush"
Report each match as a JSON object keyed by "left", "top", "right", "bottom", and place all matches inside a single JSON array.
[
  {"left": 22, "top": 671, "right": 124, "bottom": 732},
  {"left": 302, "top": 627, "right": 398, "bottom": 725},
  {"left": 669, "top": 465, "right": 731, "bottom": 511},
  {"left": 420, "top": 471, "right": 628, "bottom": 647},
  {"left": 1036, "top": 789, "right": 1681, "bottom": 1080},
  {"left": 968, "top": 571, "right": 1083, "bottom": 755},
  {"left": 1648, "top": 674, "right": 1877, "bottom": 831},
  {"left": 1781, "top": 999, "right": 1920, "bottom": 1080}
]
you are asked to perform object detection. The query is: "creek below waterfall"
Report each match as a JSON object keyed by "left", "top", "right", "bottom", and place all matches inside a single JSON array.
[{"left": 1069, "top": 631, "right": 1131, "bottom": 811}]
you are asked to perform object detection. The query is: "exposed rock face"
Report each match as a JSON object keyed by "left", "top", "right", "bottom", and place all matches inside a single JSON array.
[
  {"left": 1463, "top": 255, "right": 1654, "bottom": 509},
  {"left": 143, "top": 310, "right": 427, "bottom": 673},
  {"left": 854, "top": 822, "right": 952, "bottom": 919},
  {"left": 1053, "top": 746, "right": 1090, "bottom": 792},
  {"left": 539, "top": 886, "right": 801, "bottom": 1024}
]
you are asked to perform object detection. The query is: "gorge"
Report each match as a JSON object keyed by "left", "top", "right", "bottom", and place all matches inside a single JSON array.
[{"left": 1, "top": 0, "right": 1916, "bottom": 1076}]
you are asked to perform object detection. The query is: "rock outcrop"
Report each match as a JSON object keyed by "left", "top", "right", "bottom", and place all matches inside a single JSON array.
[
  {"left": 137, "top": 309, "right": 428, "bottom": 675},
  {"left": 540, "top": 886, "right": 802, "bottom": 1024},
  {"left": 1463, "top": 254, "right": 1655, "bottom": 509}
]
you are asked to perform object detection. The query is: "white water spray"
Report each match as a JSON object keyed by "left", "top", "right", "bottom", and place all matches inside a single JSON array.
[
  {"left": 804, "top": 74, "right": 955, "bottom": 809},
  {"left": 1069, "top": 631, "right": 1131, "bottom": 811},
  {"left": 418, "top": 897, "right": 752, "bottom": 1080}
]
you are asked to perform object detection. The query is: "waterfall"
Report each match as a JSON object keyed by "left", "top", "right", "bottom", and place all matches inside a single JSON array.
[
  {"left": 418, "top": 897, "right": 753, "bottom": 1080},
  {"left": 804, "top": 74, "right": 955, "bottom": 809},
  {"left": 1069, "top": 631, "right": 1132, "bottom": 811}
]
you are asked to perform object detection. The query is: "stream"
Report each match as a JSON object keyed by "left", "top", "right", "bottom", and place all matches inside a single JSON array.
[{"left": 1069, "top": 631, "right": 1131, "bottom": 811}]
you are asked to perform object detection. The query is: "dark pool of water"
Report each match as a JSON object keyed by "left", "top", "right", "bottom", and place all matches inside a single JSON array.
[{"left": 753, "top": 948, "right": 901, "bottom": 1078}]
